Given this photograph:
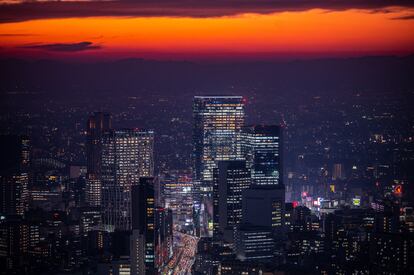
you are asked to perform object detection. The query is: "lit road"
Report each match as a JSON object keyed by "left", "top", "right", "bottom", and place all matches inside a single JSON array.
[{"left": 163, "top": 231, "right": 198, "bottom": 275}]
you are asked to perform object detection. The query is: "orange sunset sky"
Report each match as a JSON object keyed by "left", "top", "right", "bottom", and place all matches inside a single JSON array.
[{"left": 0, "top": 1, "right": 413, "bottom": 61}]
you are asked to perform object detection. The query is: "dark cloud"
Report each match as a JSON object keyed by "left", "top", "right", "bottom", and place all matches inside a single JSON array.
[
  {"left": 22, "top": 41, "right": 101, "bottom": 52},
  {"left": 391, "top": 14, "right": 414, "bottom": 20},
  {"left": 0, "top": 0, "right": 413, "bottom": 23}
]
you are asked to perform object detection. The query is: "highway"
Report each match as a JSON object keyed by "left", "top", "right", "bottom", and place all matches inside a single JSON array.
[{"left": 163, "top": 231, "right": 198, "bottom": 275}]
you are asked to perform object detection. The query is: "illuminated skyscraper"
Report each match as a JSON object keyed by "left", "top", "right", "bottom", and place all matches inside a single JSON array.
[
  {"left": 0, "top": 216, "right": 29, "bottom": 271},
  {"left": 101, "top": 129, "right": 154, "bottom": 231},
  {"left": 0, "top": 135, "right": 30, "bottom": 216},
  {"left": 193, "top": 96, "right": 245, "bottom": 194},
  {"left": 131, "top": 177, "right": 156, "bottom": 275},
  {"left": 242, "top": 125, "right": 283, "bottom": 186},
  {"left": 86, "top": 112, "right": 112, "bottom": 206},
  {"left": 213, "top": 160, "right": 251, "bottom": 242}
]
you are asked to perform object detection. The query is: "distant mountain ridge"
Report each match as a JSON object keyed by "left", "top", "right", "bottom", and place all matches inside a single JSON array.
[{"left": 1, "top": 55, "right": 413, "bottom": 97}]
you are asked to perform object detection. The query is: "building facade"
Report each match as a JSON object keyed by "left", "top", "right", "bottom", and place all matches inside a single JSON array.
[
  {"left": 0, "top": 135, "right": 30, "bottom": 216},
  {"left": 213, "top": 160, "right": 251, "bottom": 242},
  {"left": 193, "top": 96, "right": 245, "bottom": 194},
  {"left": 86, "top": 112, "right": 112, "bottom": 206},
  {"left": 241, "top": 125, "right": 283, "bottom": 186},
  {"left": 131, "top": 177, "right": 156, "bottom": 274},
  {"left": 101, "top": 129, "right": 154, "bottom": 231}
]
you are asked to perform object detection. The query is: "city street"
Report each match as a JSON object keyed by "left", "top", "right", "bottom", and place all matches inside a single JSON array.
[{"left": 164, "top": 231, "right": 199, "bottom": 275}]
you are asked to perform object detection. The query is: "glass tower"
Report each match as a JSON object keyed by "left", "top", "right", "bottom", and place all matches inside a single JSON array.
[
  {"left": 101, "top": 129, "right": 154, "bottom": 231},
  {"left": 193, "top": 96, "right": 245, "bottom": 194},
  {"left": 86, "top": 112, "right": 112, "bottom": 206},
  {"left": 0, "top": 135, "right": 29, "bottom": 216},
  {"left": 242, "top": 125, "right": 283, "bottom": 186},
  {"left": 213, "top": 160, "right": 251, "bottom": 242},
  {"left": 131, "top": 177, "right": 156, "bottom": 274}
]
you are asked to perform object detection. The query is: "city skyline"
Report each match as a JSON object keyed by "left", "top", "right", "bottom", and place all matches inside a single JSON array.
[
  {"left": 1, "top": 1, "right": 413, "bottom": 274},
  {"left": 1, "top": 89, "right": 413, "bottom": 274}
]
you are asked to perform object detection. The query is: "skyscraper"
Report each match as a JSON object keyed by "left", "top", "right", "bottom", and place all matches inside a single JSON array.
[
  {"left": 213, "top": 160, "right": 251, "bottom": 242},
  {"left": 101, "top": 129, "right": 154, "bottom": 231},
  {"left": 86, "top": 112, "right": 112, "bottom": 206},
  {"left": 242, "top": 184, "right": 285, "bottom": 232},
  {"left": 241, "top": 125, "right": 283, "bottom": 186},
  {"left": 131, "top": 177, "right": 156, "bottom": 275},
  {"left": 237, "top": 185, "right": 286, "bottom": 262},
  {"left": 193, "top": 96, "right": 245, "bottom": 194},
  {"left": 0, "top": 135, "right": 30, "bottom": 216},
  {"left": 0, "top": 136, "right": 30, "bottom": 272},
  {"left": 235, "top": 224, "right": 275, "bottom": 262},
  {"left": 0, "top": 216, "right": 29, "bottom": 271}
]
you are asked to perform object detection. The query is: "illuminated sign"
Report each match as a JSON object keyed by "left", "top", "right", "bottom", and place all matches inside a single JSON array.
[
  {"left": 330, "top": 184, "right": 335, "bottom": 193},
  {"left": 352, "top": 198, "right": 361, "bottom": 206},
  {"left": 394, "top": 185, "right": 402, "bottom": 195}
]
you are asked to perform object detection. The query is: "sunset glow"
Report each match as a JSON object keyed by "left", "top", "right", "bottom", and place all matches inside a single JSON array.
[{"left": 1, "top": 7, "right": 413, "bottom": 60}]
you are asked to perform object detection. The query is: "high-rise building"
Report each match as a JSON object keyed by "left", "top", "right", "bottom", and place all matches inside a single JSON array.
[
  {"left": 242, "top": 184, "right": 285, "bottom": 232},
  {"left": 102, "top": 129, "right": 154, "bottom": 231},
  {"left": 241, "top": 125, "right": 283, "bottom": 186},
  {"left": 80, "top": 207, "right": 102, "bottom": 236},
  {"left": 238, "top": 185, "right": 285, "bottom": 263},
  {"left": 213, "top": 160, "right": 251, "bottom": 242},
  {"left": 131, "top": 177, "right": 156, "bottom": 275},
  {"left": 0, "top": 216, "right": 29, "bottom": 271},
  {"left": 86, "top": 112, "right": 112, "bottom": 206},
  {"left": 193, "top": 96, "right": 245, "bottom": 237},
  {"left": 193, "top": 96, "right": 245, "bottom": 194},
  {"left": 0, "top": 135, "right": 30, "bottom": 216},
  {"left": 235, "top": 224, "right": 275, "bottom": 262}
]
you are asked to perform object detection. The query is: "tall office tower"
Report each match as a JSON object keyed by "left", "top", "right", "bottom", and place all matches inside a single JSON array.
[
  {"left": 213, "top": 161, "right": 251, "bottom": 242},
  {"left": 242, "top": 184, "right": 286, "bottom": 233},
  {"left": 0, "top": 135, "right": 29, "bottom": 216},
  {"left": 102, "top": 129, "right": 154, "bottom": 231},
  {"left": 86, "top": 112, "right": 112, "bottom": 206},
  {"left": 131, "top": 177, "right": 156, "bottom": 275},
  {"left": 0, "top": 216, "right": 29, "bottom": 271},
  {"left": 241, "top": 125, "right": 283, "bottom": 186},
  {"left": 236, "top": 186, "right": 286, "bottom": 262},
  {"left": 193, "top": 96, "right": 245, "bottom": 194}
]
